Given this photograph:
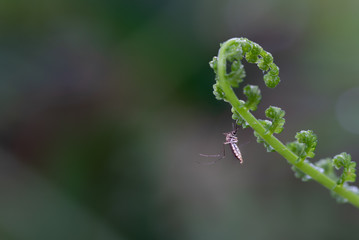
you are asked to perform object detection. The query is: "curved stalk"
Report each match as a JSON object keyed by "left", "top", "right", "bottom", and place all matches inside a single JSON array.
[{"left": 213, "top": 38, "right": 359, "bottom": 208}]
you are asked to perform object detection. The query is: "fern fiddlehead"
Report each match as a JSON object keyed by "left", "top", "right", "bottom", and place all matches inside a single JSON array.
[{"left": 210, "top": 37, "right": 359, "bottom": 208}]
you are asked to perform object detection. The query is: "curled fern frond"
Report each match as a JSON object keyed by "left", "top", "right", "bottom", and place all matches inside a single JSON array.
[
  {"left": 263, "top": 63, "right": 280, "bottom": 88},
  {"left": 232, "top": 107, "right": 249, "bottom": 128},
  {"left": 209, "top": 56, "right": 218, "bottom": 73},
  {"left": 245, "top": 42, "right": 262, "bottom": 63},
  {"left": 209, "top": 37, "right": 359, "bottom": 208},
  {"left": 295, "top": 130, "right": 317, "bottom": 161},
  {"left": 265, "top": 106, "right": 285, "bottom": 134},
  {"left": 333, "top": 152, "right": 356, "bottom": 185},
  {"left": 213, "top": 38, "right": 280, "bottom": 92},
  {"left": 257, "top": 51, "right": 273, "bottom": 71},
  {"left": 243, "top": 85, "right": 261, "bottom": 111},
  {"left": 213, "top": 82, "right": 225, "bottom": 100},
  {"left": 228, "top": 61, "right": 246, "bottom": 87}
]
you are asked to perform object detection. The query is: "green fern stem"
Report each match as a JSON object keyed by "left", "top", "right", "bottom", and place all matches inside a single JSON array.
[{"left": 216, "top": 38, "right": 359, "bottom": 208}]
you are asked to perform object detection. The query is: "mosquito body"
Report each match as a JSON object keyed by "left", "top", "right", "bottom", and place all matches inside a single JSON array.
[
  {"left": 224, "top": 129, "right": 243, "bottom": 164},
  {"left": 200, "top": 124, "right": 243, "bottom": 164}
]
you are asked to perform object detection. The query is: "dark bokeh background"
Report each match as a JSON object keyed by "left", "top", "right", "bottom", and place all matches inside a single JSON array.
[{"left": 1, "top": 1, "right": 359, "bottom": 239}]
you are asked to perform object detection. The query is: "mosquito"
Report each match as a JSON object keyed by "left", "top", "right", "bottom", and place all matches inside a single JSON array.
[{"left": 199, "top": 123, "right": 243, "bottom": 164}]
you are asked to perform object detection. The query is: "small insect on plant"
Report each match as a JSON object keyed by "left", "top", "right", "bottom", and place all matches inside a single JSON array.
[
  {"left": 200, "top": 123, "right": 243, "bottom": 164},
  {"left": 208, "top": 37, "right": 359, "bottom": 208}
]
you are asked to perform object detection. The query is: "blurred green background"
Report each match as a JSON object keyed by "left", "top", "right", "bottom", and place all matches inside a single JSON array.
[{"left": 0, "top": 0, "right": 359, "bottom": 239}]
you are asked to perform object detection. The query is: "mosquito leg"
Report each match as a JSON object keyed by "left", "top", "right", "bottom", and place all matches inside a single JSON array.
[
  {"left": 221, "top": 143, "right": 226, "bottom": 158},
  {"left": 198, "top": 144, "right": 226, "bottom": 165},
  {"left": 199, "top": 154, "right": 221, "bottom": 157}
]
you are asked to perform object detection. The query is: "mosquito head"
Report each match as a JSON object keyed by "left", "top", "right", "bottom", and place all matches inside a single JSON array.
[{"left": 223, "top": 123, "right": 238, "bottom": 137}]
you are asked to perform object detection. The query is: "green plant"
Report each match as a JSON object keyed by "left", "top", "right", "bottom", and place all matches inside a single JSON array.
[{"left": 210, "top": 37, "right": 359, "bottom": 208}]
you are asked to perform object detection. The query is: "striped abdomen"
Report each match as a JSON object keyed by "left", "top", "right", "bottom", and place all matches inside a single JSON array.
[
  {"left": 224, "top": 131, "right": 243, "bottom": 164},
  {"left": 230, "top": 142, "right": 243, "bottom": 164}
]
